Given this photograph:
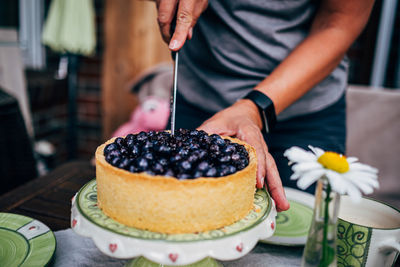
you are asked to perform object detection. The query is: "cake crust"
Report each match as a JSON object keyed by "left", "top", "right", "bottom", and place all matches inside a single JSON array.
[{"left": 95, "top": 135, "right": 257, "bottom": 234}]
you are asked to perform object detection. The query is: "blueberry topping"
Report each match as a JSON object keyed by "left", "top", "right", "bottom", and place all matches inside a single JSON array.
[
  {"left": 205, "top": 167, "right": 217, "bottom": 177},
  {"left": 103, "top": 130, "right": 249, "bottom": 180}
]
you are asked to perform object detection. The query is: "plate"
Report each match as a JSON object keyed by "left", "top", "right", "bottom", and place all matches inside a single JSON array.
[
  {"left": 0, "top": 213, "right": 56, "bottom": 267},
  {"left": 75, "top": 179, "right": 273, "bottom": 242},
  {"left": 261, "top": 187, "right": 315, "bottom": 246},
  {"left": 71, "top": 180, "right": 277, "bottom": 265}
]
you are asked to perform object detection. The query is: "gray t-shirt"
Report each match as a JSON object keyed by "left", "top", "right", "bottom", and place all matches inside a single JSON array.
[{"left": 177, "top": 0, "right": 348, "bottom": 121}]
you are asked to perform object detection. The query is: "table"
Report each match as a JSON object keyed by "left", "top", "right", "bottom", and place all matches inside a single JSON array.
[
  {"left": 0, "top": 161, "right": 397, "bottom": 267},
  {"left": 0, "top": 161, "right": 94, "bottom": 231}
]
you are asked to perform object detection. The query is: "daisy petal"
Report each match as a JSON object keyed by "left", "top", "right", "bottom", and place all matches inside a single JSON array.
[
  {"left": 284, "top": 147, "right": 317, "bottom": 162},
  {"left": 308, "top": 146, "right": 325, "bottom": 157},
  {"left": 290, "top": 172, "right": 301, "bottom": 180},
  {"left": 296, "top": 169, "right": 325, "bottom": 190},
  {"left": 325, "top": 170, "right": 346, "bottom": 195},
  {"left": 346, "top": 157, "right": 359, "bottom": 164},
  {"left": 345, "top": 182, "right": 362, "bottom": 203},
  {"left": 292, "top": 162, "right": 322, "bottom": 173},
  {"left": 350, "top": 163, "right": 378, "bottom": 174}
]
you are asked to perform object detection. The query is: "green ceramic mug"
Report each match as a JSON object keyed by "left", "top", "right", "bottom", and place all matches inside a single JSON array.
[{"left": 337, "top": 196, "right": 400, "bottom": 267}]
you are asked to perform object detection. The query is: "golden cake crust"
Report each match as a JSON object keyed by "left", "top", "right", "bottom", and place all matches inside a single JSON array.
[{"left": 95, "top": 135, "right": 257, "bottom": 234}]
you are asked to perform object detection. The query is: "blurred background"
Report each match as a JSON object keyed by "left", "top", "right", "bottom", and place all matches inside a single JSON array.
[{"left": 0, "top": 0, "right": 399, "bottom": 206}]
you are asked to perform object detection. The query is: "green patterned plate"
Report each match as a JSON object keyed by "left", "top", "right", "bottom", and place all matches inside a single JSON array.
[
  {"left": 75, "top": 179, "right": 272, "bottom": 242},
  {"left": 0, "top": 213, "right": 56, "bottom": 267},
  {"left": 261, "top": 187, "right": 314, "bottom": 246}
]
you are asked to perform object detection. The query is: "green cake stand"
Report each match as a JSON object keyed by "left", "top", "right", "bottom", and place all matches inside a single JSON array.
[{"left": 71, "top": 180, "right": 276, "bottom": 266}]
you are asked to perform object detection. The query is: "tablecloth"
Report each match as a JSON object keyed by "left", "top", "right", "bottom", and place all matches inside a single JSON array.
[{"left": 53, "top": 229, "right": 303, "bottom": 266}]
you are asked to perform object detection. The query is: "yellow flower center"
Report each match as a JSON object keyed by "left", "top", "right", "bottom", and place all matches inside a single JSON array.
[{"left": 317, "top": 152, "right": 349, "bottom": 173}]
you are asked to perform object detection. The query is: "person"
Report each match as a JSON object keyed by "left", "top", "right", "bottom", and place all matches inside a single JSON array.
[{"left": 154, "top": 0, "right": 375, "bottom": 212}]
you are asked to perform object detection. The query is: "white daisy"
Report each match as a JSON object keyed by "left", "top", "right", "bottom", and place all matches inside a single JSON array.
[{"left": 284, "top": 146, "right": 379, "bottom": 202}]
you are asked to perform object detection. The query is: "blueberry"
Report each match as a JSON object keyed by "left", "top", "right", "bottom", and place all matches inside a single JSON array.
[
  {"left": 126, "top": 133, "right": 135, "bottom": 140},
  {"left": 218, "top": 155, "right": 231, "bottom": 163},
  {"left": 223, "top": 144, "right": 236, "bottom": 154},
  {"left": 189, "top": 130, "right": 199, "bottom": 137},
  {"left": 120, "top": 146, "right": 129, "bottom": 156},
  {"left": 144, "top": 152, "right": 154, "bottom": 161},
  {"left": 219, "top": 165, "right": 230, "bottom": 176},
  {"left": 129, "top": 165, "right": 139, "bottom": 173},
  {"left": 201, "top": 135, "right": 211, "bottom": 145},
  {"left": 104, "top": 143, "right": 119, "bottom": 153},
  {"left": 152, "top": 163, "right": 164, "bottom": 174},
  {"left": 197, "top": 150, "right": 207, "bottom": 160},
  {"left": 197, "top": 161, "right": 209, "bottom": 172},
  {"left": 111, "top": 157, "right": 122, "bottom": 167},
  {"left": 171, "top": 154, "right": 182, "bottom": 163},
  {"left": 137, "top": 131, "right": 147, "bottom": 141},
  {"left": 115, "top": 137, "right": 125, "bottom": 147},
  {"left": 240, "top": 157, "right": 249, "bottom": 166},
  {"left": 231, "top": 153, "right": 241, "bottom": 161},
  {"left": 215, "top": 138, "right": 225, "bottom": 147},
  {"left": 125, "top": 138, "right": 136, "bottom": 148},
  {"left": 187, "top": 154, "right": 199, "bottom": 164},
  {"left": 205, "top": 167, "right": 217, "bottom": 177},
  {"left": 108, "top": 150, "right": 121, "bottom": 158},
  {"left": 210, "top": 144, "right": 219, "bottom": 152},
  {"left": 178, "top": 128, "right": 189, "bottom": 135},
  {"left": 180, "top": 160, "right": 192, "bottom": 171},
  {"left": 118, "top": 158, "right": 131, "bottom": 169},
  {"left": 158, "top": 158, "right": 168, "bottom": 167},
  {"left": 228, "top": 165, "right": 237, "bottom": 174},
  {"left": 137, "top": 158, "right": 149, "bottom": 170},
  {"left": 178, "top": 148, "right": 189, "bottom": 158},
  {"left": 188, "top": 143, "right": 200, "bottom": 151},
  {"left": 158, "top": 145, "right": 171, "bottom": 154},
  {"left": 165, "top": 169, "right": 175, "bottom": 177},
  {"left": 177, "top": 173, "right": 190, "bottom": 180},
  {"left": 105, "top": 154, "right": 114, "bottom": 163},
  {"left": 146, "top": 170, "right": 156, "bottom": 176},
  {"left": 193, "top": 171, "right": 203, "bottom": 178},
  {"left": 143, "top": 141, "right": 153, "bottom": 150}
]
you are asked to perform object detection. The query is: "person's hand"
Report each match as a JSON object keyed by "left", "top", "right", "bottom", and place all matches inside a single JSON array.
[
  {"left": 197, "top": 99, "right": 290, "bottom": 212},
  {"left": 156, "top": 0, "right": 208, "bottom": 50}
]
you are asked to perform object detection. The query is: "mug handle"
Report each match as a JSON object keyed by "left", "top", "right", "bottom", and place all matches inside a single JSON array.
[{"left": 379, "top": 239, "right": 400, "bottom": 253}]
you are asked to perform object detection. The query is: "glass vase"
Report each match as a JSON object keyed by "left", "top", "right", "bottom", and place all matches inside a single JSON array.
[{"left": 302, "top": 178, "right": 340, "bottom": 267}]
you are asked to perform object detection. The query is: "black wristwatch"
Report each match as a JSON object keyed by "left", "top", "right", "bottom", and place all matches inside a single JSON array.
[{"left": 243, "top": 90, "right": 277, "bottom": 134}]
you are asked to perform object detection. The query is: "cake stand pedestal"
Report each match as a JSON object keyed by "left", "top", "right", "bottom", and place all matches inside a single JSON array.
[{"left": 71, "top": 180, "right": 276, "bottom": 266}]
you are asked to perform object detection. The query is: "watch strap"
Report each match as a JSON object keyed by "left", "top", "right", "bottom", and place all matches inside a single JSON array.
[{"left": 243, "top": 90, "right": 277, "bottom": 134}]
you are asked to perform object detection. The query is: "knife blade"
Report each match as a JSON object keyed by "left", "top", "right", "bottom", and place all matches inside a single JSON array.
[{"left": 171, "top": 51, "right": 179, "bottom": 136}]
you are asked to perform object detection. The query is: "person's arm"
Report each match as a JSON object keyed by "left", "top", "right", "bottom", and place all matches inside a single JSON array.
[
  {"left": 198, "top": 0, "right": 375, "bottom": 212},
  {"left": 256, "top": 0, "right": 375, "bottom": 114}
]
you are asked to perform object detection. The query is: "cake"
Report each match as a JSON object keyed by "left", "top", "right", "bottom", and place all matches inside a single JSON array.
[{"left": 95, "top": 129, "right": 257, "bottom": 234}]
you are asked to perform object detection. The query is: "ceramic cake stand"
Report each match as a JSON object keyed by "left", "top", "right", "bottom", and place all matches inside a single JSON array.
[{"left": 71, "top": 180, "right": 277, "bottom": 266}]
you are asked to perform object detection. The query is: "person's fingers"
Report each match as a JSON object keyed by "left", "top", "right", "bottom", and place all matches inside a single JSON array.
[
  {"left": 157, "top": 0, "right": 178, "bottom": 43},
  {"left": 197, "top": 120, "right": 236, "bottom": 136},
  {"left": 187, "top": 27, "right": 193, "bottom": 40},
  {"left": 169, "top": 0, "right": 196, "bottom": 50},
  {"left": 236, "top": 124, "right": 267, "bottom": 189},
  {"left": 265, "top": 153, "right": 290, "bottom": 211}
]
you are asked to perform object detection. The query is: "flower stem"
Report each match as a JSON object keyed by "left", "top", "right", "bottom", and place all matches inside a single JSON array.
[{"left": 320, "top": 183, "right": 332, "bottom": 267}]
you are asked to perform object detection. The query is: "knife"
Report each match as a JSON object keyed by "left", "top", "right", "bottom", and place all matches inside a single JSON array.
[
  {"left": 170, "top": 16, "right": 179, "bottom": 136},
  {"left": 171, "top": 51, "right": 179, "bottom": 136}
]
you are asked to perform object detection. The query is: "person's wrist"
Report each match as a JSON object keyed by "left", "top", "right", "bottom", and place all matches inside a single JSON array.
[
  {"left": 242, "top": 90, "right": 277, "bottom": 135},
  {"left": 235, "top": 99, "right": 263, "bottom": 130}
]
